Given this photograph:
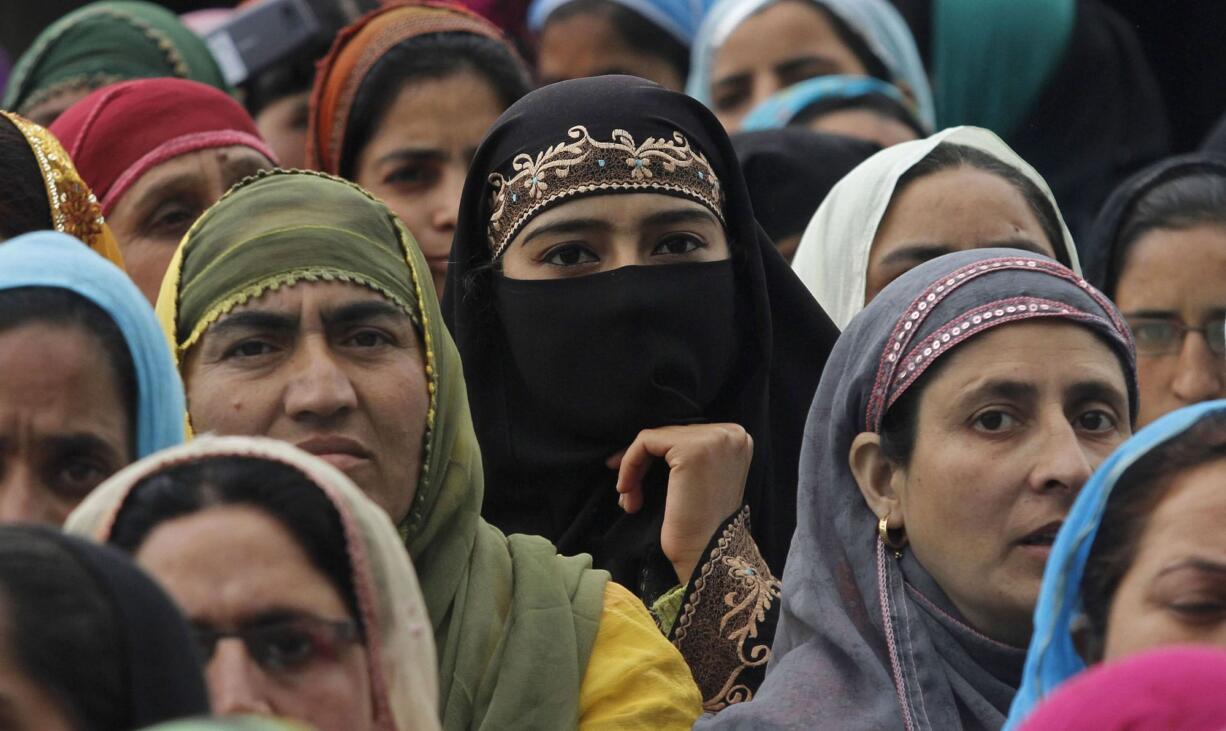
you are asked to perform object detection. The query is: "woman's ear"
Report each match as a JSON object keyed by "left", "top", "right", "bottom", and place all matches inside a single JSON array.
[
  {"left": 849, "top": 431, "right": 905, "bottom": 528},
  {"left": 1071, "top": 614, "right": 1104, "bottom": 666}
]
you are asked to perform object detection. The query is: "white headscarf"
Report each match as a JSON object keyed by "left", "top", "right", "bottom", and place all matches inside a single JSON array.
[{"left": 790, "top": 125, "right": 1081, "bottom": 330}]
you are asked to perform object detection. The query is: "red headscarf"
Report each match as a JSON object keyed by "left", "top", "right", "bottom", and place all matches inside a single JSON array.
[
  {"left": 50, "top": 78, "right": 277, "bottom": 215},
  {"left": 306, "top": 0, "right": 520, "bottom": 174},
  {"left": 1018, "top": 647, "right": 1226, "bottom": 730}
]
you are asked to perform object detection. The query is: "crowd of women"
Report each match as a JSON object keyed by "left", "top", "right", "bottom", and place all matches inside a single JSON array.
[{"left": 0, "top": 0, "right": 1224, "bottom": 728}]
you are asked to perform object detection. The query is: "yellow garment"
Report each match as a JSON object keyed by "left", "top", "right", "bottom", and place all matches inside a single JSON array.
[
  {"left": 0, "top": 111, "right": 125, "bottom": 268},
  {"left": 580, "top": 582, "right": 702, "bottom": 729}
]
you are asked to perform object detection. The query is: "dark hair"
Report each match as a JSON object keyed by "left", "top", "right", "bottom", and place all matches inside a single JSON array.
[
  {"left": 878, "top": 354, "right": 950, "bottom": 466},
  {"left": 243, "top": 0, "right": 381, "bottom": 116},
  {"left": 109, "top": 456, "right": 362, "bottom": 626},
  {"left": 794, "top": 91, "right": 926, "bottom": 138},
  {"left": 0, "top": 115, "right": 54, "bottom": 242},
  {"left": 0, "top": 287, "right": 137, "bottom": 456},
  {"left": 1109, "top": 173, "right": 1226, "bottom": 296},
  {"left": 545, "top": 0, "right": 690, "bottom": 81},
  {"left": 339, "top": 31, "right": 533, "bottom": 179},
  {"left": 1080, "top": 409, "right": 1226, "bottom": 662},
  {"left": 894, "top": 142, "right": 1069, "bottom": 266},
  {"left": 0, "top": 525, "right": 126, "bottom": 731}
]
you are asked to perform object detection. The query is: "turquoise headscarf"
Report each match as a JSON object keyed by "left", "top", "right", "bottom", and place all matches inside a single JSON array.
[
  {"left": 686, "top": 0, "right": 934, "bottom": 129},
  {"left": 1005, "top": 399, "right": 1226, "bottom": 729},
  {"left": 0, "top": 232, "right": 184, "bottom": 457},
  {"left": 933, "top": 0, "right": 1074, "bottom": 136},
  {"left": 528, "top": 0, "right": 717, "bottom": 44},
  {"left": 739, "top": 73, "right": 923, "bottom": 132}
]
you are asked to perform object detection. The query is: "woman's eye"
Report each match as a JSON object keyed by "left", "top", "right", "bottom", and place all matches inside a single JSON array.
[
  {"left": 53, "top": 458, "right": 110, "bottom": 498},
  {"left": 712, "top": 84, "right": 748, "bottom": 113},
  {"left": 653, "top": 234, "right": 704, "bottom": 257},
  {"left": 1168, "top": 600, "right": 1226, "bottom": 621},
  {"left": 385, "top": 165, "right": 434, "bottom": 188},
  {"left": 224, "top": 340, "right": 277, "bottom": 359},
  {"left": 147, "top": 205, "right": 197, "bottom": 237},
  {"left": 972, "top": 410, "right": 1019, "bottom": 433},
  {"left": 542, "top": 244, "right": 598, "bottom": 267},
  {"left": 1076, "top": 409, "right": 1116, "bottom": 433},
  {"left": 345, "top": 330, "right": 391, "bottom": 348}
]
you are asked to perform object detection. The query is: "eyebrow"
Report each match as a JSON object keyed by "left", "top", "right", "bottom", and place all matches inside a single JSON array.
[
  {"left": 0, "top": 432, "right": 124, "bottom": 461},
  {"left": 208, "top": 310, "right": 299, "bottom": 338},
  {"left": 641, "top": 208, "right": 722, "bottom": 229},
  {"left": 375, "top": 148, "right": 446, "bottom": 168},
  {"left": 774, "top": 55, "right": 839, "bottom": 78},
  {"left": 520, "top": 217, "right": 613, "bottom": 247},
  {"left": 880, "top": 239, "right": 1051, "bottom": 267},
  {"left": 1157, "top": 558, "right": 1226, "bottom": 579},
  {"left": 960, "top": 379, "right": 1038, "bottom": 405},
  {"left": 320, "top": 300, "right": 411, "bottom": 329},
  {"left": 223, "top": 153, "right": 272, "bottom": 182},
  {"left": 1065, "top": 379, "right": 1128, "bottom": 413}
]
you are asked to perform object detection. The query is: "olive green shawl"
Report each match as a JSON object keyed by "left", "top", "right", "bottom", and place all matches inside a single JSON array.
[
  {"left": 3, "top": 0, "right": 229, "bottom": 115},
  {"left": 155, "top": 170, "right": 608, "bottom": 729}
]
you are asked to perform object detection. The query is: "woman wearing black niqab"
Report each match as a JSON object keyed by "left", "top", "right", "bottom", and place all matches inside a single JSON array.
[{"left": 443, "top": 75, "right": 840, "bottom": 709}]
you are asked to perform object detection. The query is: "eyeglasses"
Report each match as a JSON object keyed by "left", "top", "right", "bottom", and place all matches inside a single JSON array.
[
  {"left": 193, "top": 615, "right": 362, "bottom": 674},
  {"left": 1125, "top": 316, "right": 1226, "bottom": 356}
]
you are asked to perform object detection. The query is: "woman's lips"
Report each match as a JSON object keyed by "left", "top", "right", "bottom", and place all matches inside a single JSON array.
[
  {"left": 1016, "top": 521, "right": 1063, "bottom": 559},
  {"left": 294, "top": 435, "right": 373, "bottom": 472}
]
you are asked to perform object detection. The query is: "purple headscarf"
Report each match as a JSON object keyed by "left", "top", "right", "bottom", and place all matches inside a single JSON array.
[{"left": 700, "top": 248, "right": 1137, "bottom": 730}]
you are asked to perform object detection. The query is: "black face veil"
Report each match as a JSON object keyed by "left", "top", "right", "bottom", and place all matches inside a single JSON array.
[{"left": 443, "top": 75, "right": 840, "bottom": 593}]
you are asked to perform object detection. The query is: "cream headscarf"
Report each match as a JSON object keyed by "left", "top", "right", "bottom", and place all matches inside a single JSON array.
[
  {"left": 65, "top": 435, "right": 440, "bottom": 731},
  {"left": 790, "top": 126, "right": 1081, "bottom": 330}
]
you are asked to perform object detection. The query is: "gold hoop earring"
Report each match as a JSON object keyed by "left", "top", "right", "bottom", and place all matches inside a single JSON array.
[{"left": 878, "top": 515, "right": 907, "bottom": 558}]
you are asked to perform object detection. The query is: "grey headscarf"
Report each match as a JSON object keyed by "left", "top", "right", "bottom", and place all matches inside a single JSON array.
[{"left": 700, "top": 248, "right": 1136, "bottom": 730}]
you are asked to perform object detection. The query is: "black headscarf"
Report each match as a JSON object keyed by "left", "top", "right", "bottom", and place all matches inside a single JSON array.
[
  {"left": 1082, "top": 154, "right": 1226, "bottom": 298},
  {"left": 0, "top": 525, "right": 209, "bottom": 729},
  {"left": 1005, "top": 0, "right": 1171, "bottom": 243},
  {"left": 731, "top": 128, "right": 880, "bottom": 247},
  {"left": 443, "top": 75, "right": 839, "bottom": 595}
]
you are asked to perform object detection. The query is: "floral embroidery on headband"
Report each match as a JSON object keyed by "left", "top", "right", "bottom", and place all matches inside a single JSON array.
[
  {"left": 3, "top": 112, "right": 108, "bottom": 249},
  {"left": 486, "top": 125, "right": 724, "bottom": 259}
]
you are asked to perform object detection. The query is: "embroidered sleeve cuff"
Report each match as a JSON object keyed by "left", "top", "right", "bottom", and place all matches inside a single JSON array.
[{"left": 669, "top": 506, "right": 781, "bottom": 712}]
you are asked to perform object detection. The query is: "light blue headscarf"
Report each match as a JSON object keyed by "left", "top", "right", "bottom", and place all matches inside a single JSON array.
[
  {"left": 1005, "top": 399, "right": 1226, "bottom": 729},
  {"left": 0, "top": 232, "right": 184, "bottom": 457},
  {"left": 739, "top": 73, "right": 923, "bottom": 132},
  {"left": 528, "top": 0, "right": 716, "bottom": 44},
  {"left": 687, "top": 0, "right": 934, "bottom": 129}
]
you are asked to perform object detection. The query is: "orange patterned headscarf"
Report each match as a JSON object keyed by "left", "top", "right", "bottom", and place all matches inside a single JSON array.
[
  {"left": 0, "top": 111, "right": 125, "bottom": 268},
  {"left": 306, "top": 0, "right": 518, "bottom": 174}
]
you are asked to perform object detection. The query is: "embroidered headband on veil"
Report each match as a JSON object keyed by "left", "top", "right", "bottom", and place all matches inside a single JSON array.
[
  {"left": 0, "top": 111, "right": 125, "bottom": 267},
  {"left": 64, "top": 435, "right": 441, "bottom": 731},
  {"left": 700, "top": 248, "right": 1136, "bottom": 730},
  {"left": 485, "top": 125, "right": 725, "bottom": 258}
]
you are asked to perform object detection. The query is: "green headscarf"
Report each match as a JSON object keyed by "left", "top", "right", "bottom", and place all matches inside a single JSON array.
[
  {"left": 3, "top": 0, "right": 229, "bottom": 115},
  {"left": 156, "top": 169, "right": 608, "bottom": 730},
  {"left": 933, "top": 0, "right": 1074, "bottom": 137}
]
